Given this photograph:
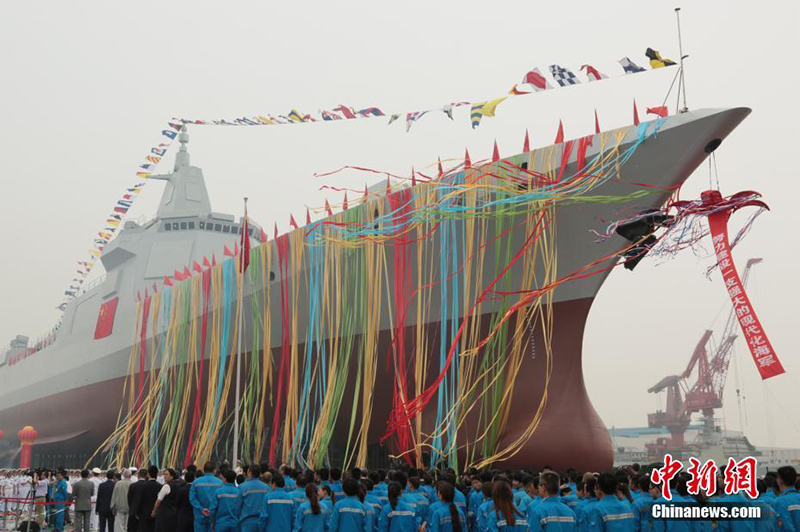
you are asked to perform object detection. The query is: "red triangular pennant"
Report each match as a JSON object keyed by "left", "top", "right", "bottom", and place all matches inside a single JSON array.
[
  {"left": 386, "top": 177, "right": 392, "bottom": 196},
  {"left": 183, "top": 266, "right": 191, "bottom": 278},
  {"left": 203, "top": 256, "right": 211, "bottom": 268},
  {"left": 193, "top": 261, "right": 202, "bottom": 273},
  {"left": 594, "top": 109, "right": 601, "bottom": 134},
  {"left": 523, "top": 130, "right": 530, "bottom": 153},
  {"left": 289, "top": 215, "right": 298, "bottom": 230},
  {"left": 343, "top": 192, "right": 349, "bottom": 211},
  {"left": 438, "top": 157, "right": 444, "bottom": 177},
  {"left": 261, "top": 227, "right": 267, "bottom": 242},
  {"left": 633, "top": 99, "right": 640, "bottom": 126},
  {"left": 555, "top": 120, "right": 564, "bottom": 144},
  {"left": 306, "top": 208, "right": 311, "bottom": 225},
  {"left": 464, "top": 149, "right": 472, "bottom": 169},
  {"left": 325, "top": 199, "right": 333, "bottom": 217},
  {"left": 163, "top": 275, "right": 173, "bottom": 287},
  {"left": 411, "top": 167, "right": 417, "bottom": 187},
  {"left": 174, "top": 269, "right": 184, "bottom": 281},
  {"left": 223, "top": 245, "right": 234, "bottom": 257},
  {"left": 491, "top": 140, "right": 500, "bottom": 162}
]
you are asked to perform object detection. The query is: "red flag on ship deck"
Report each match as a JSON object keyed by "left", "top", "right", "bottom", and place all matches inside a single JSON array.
[
  {"left": 240, "top": 205, "right": 250, "bottom": 274},
  {"left": 94, "top": 297, "right": 119, "bottom": 339},
  {"left": 647, "top": 106, "right": 669, "bottom": 118}
]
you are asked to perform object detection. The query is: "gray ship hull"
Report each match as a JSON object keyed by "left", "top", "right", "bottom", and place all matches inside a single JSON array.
[{"left": 0, "top": 108, "right": 751, "bottom": 470}]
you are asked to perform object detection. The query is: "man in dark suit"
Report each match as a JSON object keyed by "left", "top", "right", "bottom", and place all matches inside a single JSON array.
[
  {"left": 176, "top": 470, "right": 195, "bottom": 532},
  {"left": 133, "top": 466, "right": 162, "bottom": 532},
  {"left": 72, "top": 469, "right": 95, "bottom": 532},
  {"left": 127, "top": 468, "right": 148, "bottom": 532},
  {"left": 96, "top": 469, "right": 116, "bottom": 532}
]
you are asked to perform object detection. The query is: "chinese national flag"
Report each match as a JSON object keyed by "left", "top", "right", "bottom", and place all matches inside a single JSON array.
[{"left": 94, "top": 297, "right": 119, "bottom": 339}]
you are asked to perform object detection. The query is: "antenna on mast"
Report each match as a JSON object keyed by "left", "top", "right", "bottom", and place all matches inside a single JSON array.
[{"left": 675, "top": 7, "right": 689, "bottom": 113}]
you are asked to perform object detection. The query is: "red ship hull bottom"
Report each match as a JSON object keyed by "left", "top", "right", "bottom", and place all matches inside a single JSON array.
[{"left": 0, "top": 297, "right": 611, "bottom": 471}]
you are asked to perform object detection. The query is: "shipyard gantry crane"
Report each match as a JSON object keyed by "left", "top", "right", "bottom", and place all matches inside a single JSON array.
[{"left": 646, "top": 258, "right": 762, "bottom": 459}]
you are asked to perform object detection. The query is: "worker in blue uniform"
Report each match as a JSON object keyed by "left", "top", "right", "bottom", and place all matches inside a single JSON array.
[
  {"left": 561, "top": 485, "right": 581, "bottom": 513},
  {"left": 211, "top": 469, "right": 242, "bottom": 532},
  {"left": 576, "top": 479, "right": 600, "bottom": 532},
  {"left": 363, "top": 478, "right": 384, "bottom": 530},
  {"left": 329, "top": 478, "right": 370, "bottom": 532},
  {"left": 377, "top": 481, "right": 419, "bottom": 532},
  {"left": 586, "top": 473, "right": 635, "bottom": 532},
  {"left": 754, "top": 479, "right": 777, "bottom": 532},
  {"left": 485, "top": 479, "right": 528, "bottom": 532},
  {"left": 370, "top": 472, "right": 389, "bottom": 507},
  {"left": 517, "top": 477, "right": 536, "bottom": 512},
  {"left": 469, "top": 475, "right": 486, "bottom": 529},
  {"left": 773, "top": 466, "right": 800, "bottom": 532},
  {"left": 291, "top": 475, "right": 312, "bottom": 507},
  {"left": 476, "top": 482, "right": 496, "bottom": 532},
  {"left": 716, "top": 491, "right": 756, "bottom": 532},
  {"left": 650, "top": 477, "right": 692, "bottom": 532},
  {"left": 427, "top": 482, "right": 467, "bottom": 532},
  {"left": 239, "top": 465, "right": 269, "bottom": 532},
  {"left": 528, "top": 472, "right": 578, "bottom": 532},
  {"left": 317, "top": 469, "right": 331, "bottom": 491},
  {"left": 53, "top": 469, "right": 69, "bottom": 532},
  {"left": 406, "top": 477, "right": 430, "bottom": 522},
  {"left": 294, "top": 483, "right": 331, "bottom": 532},
  {"left": 329, "top": 469, "right": 345, "bottom": 502},
  {"left": 189, "top": 462, "right": 223, "bottom": 532},
  {"left": 631, "top": 478, "right": 656, "bottom": 532},
  {"left": 260, "top": 474, "right": 296, "bottom": 532}
]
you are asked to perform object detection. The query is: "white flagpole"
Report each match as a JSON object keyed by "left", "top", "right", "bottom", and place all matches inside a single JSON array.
[
  {"left": 233, "top": 197, "right": 247, "bottom": 470},
  {"left": 675, "top": 7, "right": 689, "bottom": 113}
]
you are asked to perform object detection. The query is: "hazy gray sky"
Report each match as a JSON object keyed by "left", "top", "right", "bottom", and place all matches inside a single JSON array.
[{"left": 1, "top": 0, "right": 798, "bottom": 448}]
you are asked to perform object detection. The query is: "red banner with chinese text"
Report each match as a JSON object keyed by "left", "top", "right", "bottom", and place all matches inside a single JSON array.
[{"left": 707, "top": 213, "right": 784, "bottom": 379}]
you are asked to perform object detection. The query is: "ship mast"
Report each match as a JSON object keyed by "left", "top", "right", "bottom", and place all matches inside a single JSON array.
[{"left": 675, "top": 7, "right": 689, "bottom": 113}]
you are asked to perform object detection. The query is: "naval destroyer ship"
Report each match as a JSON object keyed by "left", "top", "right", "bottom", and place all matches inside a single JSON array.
[{"left": 0, "top": 107, "right": 751, "bottom": 470}]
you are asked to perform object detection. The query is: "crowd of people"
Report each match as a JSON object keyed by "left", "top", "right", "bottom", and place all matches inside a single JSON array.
[{"left": 1, "top": 462, "right": 799, "bottom": 532}]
